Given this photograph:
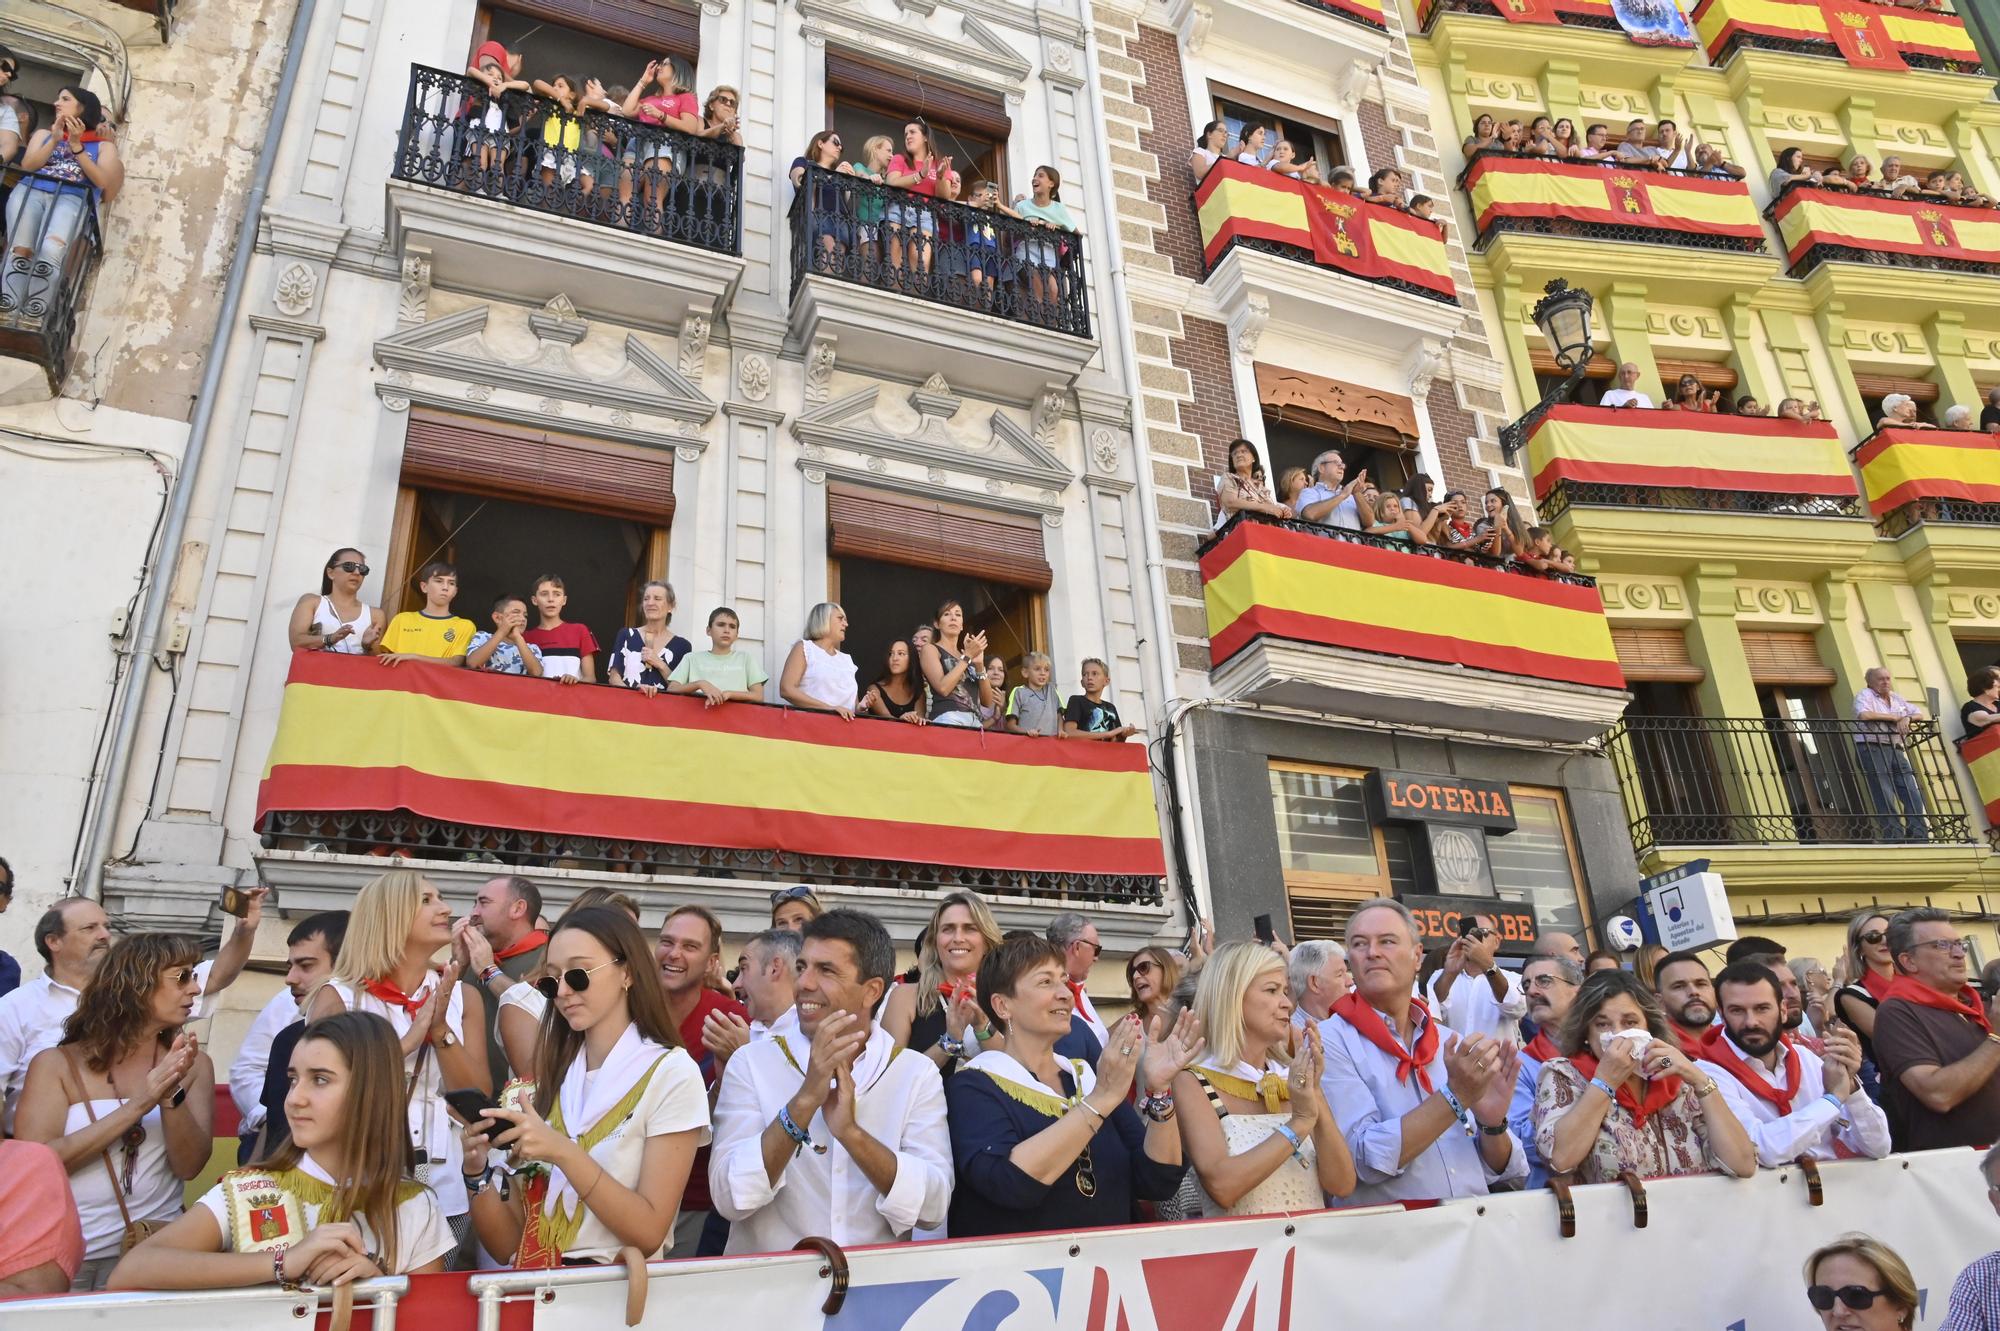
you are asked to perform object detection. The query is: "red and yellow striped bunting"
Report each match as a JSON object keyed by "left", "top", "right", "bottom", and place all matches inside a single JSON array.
[
  {"left": 1855, "top": 428, "right": 2000, "bottom": 516},
  {"left": 1527, "top": 405, "right": 1859, "bottom": 501},
  {"left": 1199, "top": 520, "right": 1624, "bottom": 689},
  {"left": 1195, "top": 159, "right": 1456, "bottom": 299},
  {"left": 1464, "top": 156, "right": 1764, "bottom": 240},
  {"left": 1963, "top": 727, "right": 2000, "bottom": 828},
  {"left": 1692, "top": 0, "right": 1979, "bottom": 68},
  {"left": 256, "top": 654, "right": 1166, "bottom": 878},
  {"left": 1773, "top": 187, "right": 2000, "bottom": 267}
]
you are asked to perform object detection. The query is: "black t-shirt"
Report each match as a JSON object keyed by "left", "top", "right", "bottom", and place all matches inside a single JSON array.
[
  {"left": 1963, "top": 698, "right": 1997, "bottom": 738},
  {"left": 1981, "top": 404, "right": 2000, "bottom": 432},
  {"left": 1063, "top": 693, "right": 1122, "bottom": 734}
]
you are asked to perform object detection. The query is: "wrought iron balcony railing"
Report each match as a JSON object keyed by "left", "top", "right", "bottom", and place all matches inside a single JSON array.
[
  {"left": 1607, "top": 714, "right": 1971, "bottom": 855},
  {"left": 390, "top": 64, "right": 743, "bottom": 257},
  {"left": 786, "top": 165, "right": 1092, "bottom": 338},
  {"left": 1852, "top": 425, "right": 2000, "bottom": 536},
  {"left": 1767, "top": 184, "right": 2000, "bottom": 280},
  {"left": 1418, "top": 0, "right": 1622, "bottom": 33},
  {"left": 0, "top": 170, "right": 102, "bottom": 389}
]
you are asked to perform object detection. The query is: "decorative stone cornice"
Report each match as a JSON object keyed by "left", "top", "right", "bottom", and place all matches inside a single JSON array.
[
  {"left": 793, "top": 378, "right": 1074, "bottom": 508},
  {"left": 798, "top": 0, "right": 1032, "bottom": 96}
]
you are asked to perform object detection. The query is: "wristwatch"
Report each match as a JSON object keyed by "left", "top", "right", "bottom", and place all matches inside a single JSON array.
[{"left": 437, "top": 1028, "right": 459, "bottom": 1049}]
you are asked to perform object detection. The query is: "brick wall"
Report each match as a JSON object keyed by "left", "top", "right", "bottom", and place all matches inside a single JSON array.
[
  {"left": 1134, "top": 25, "right": 1205, "bottom": 283},
  {"left": 1356, "top": 101, "right": 1398, "bottom": 184},
  {"left": 1426, "top": 382, "right": 1491, "bottom": 502}
]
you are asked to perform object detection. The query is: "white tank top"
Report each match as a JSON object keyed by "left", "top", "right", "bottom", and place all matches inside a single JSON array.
[
  {"left": 797, "top": 639, "right": 857, "bottom": 711},
  {"left": 66, "top": 1100, "right": 181, "bottom": 1259},
  {"left": 312, "top": 595, "right": 370, "bottom": 654}
]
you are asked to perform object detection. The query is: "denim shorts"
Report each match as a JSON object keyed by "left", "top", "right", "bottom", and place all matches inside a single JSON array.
[{"left": 888, "top": 203, "right": 935, "bottom": 235}]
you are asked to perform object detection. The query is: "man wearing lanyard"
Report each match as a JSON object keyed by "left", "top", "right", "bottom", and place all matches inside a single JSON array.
[{"left": 1853, "top": 666, "right": 1929, "bottom": 841}]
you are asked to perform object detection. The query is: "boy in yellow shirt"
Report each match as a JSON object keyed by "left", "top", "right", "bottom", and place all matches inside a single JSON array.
[{"left": 376, "top": 561, "right": 476, "bottom": 667}]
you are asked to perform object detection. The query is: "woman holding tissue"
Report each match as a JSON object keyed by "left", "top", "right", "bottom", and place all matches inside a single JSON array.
[{"left": 1532, "top": 971, "right": 1755, "bottom": 1183}]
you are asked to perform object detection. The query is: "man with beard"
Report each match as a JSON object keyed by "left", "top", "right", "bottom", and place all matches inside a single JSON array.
[
  {"left": 658, "top": 904, "right": 748, "bottom": 1256},
  {"left": 1736, "top": 948, "right": 1825, "bottom": 1054},
  {"left": 1695, "top": 961, "right": 1887, "bottom": 1166},
  {"left": 1510, "top": 955, "right": 1581, "bottom": 1187},
  {"left": 1654, "top": 950, "right": 1717, "bottom": 1050},
  {"left": 0, "top": 898, "right": 111, "bottom": 1131}
]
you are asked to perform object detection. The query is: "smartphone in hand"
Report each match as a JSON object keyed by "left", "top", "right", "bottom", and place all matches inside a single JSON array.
[
  {"left": 1254, "top": 913, "right": 1275, "bottom": 945},
  {"left": 445, "top": 1088, "right": 501, "bottom": 1125}
]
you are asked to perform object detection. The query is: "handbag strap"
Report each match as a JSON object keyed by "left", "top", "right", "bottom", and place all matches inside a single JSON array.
[{"left": 61, "top": 1046, "right": 138, "bottom": 1232}]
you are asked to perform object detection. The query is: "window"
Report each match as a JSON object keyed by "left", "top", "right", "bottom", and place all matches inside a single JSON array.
[
  {"left": 1488, "top": 788, "right": 1590, "bottom": 937},
  {"left": 826, "top": 53, "right": 1010, "bottom": 192},
  {"left": 1954, "top": 634, "right": 2000, "bottom": 683},
  {"left": 1270, "top": 762, "right": 1417, "bottom": 941},
  {"left": 476, "top": 2, "right": 696, "bottom": 66},
  {"left": 1210, "top": 89, "right": 1347, "bottom": 179},
  {"left": 1263, "top": 416, "right": 1417, "bottom": 500},
  {"left": 1858, "top": 373, "right": 1939, "bottom": 427}
]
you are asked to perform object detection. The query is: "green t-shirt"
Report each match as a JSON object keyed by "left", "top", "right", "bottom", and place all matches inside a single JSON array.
[{"left": 670, "top": 649, "right": 769, "bottom": 695}]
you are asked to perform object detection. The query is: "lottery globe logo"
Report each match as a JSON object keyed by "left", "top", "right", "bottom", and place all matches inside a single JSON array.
[{"left": 1432, "top": 828, "right": 1484, "bottom": 890}]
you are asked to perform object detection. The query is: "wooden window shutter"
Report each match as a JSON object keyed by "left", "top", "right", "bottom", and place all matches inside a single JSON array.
[
  {"left": 1850, "top": 372, "right": 1939, "bottom": 404},
  {"left": 1611, "top": 628, "right": 1704, "bottom": 683},
  {"left": 1740, "top": 630, "right": 1836, "bottom": 686},
  {"left": 1655, "top": 359, "right": 1738, "bottom": 392},
  {"left": 825, "top": 52, "right": 1013, "bottom": 142},
  {"left": 402, "top": 410, "right": 675, "bottom": 525},
  {"left": 826, "top": 484, "right": 1051, "bottom": 589},
  {"left": 1529, "top": 348, "right": 1614, "bottom": 380},
  {"left": 485, "top": 1, "right": 699, "bottom": 58},
  {"left": 1286, "top": 889, "right": 1375, "bottom": 945}
]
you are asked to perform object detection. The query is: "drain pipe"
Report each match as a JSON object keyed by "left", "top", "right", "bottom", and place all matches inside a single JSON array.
[
  {"left": 72, "top": 0, "right": 321, "bottom": 897},
  {"left": 1076, "top": 0, "right": 1212, "bottom": 921}
]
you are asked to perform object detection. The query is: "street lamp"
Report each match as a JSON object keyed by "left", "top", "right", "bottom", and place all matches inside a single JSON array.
[{"left": 1499, "top": 278, "right": 1596, "bottom": 462}]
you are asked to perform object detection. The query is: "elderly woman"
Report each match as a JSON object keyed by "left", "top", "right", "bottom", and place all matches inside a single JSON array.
[
  {"left": 1944, "top": 403, "right": 1975, "bottom": 431},
  {"left": 778, "top": 601, "right": 859, "bottom": 718},
  {"left": 1803, "top": 1234, "right": 1919, "bottom": 1331},
  {"left": 1877, "top": 393, "right": 1934, "bottom": 431},
  {"left": 1533, "top": 970, "right": 1756, "bottom": 1183}
]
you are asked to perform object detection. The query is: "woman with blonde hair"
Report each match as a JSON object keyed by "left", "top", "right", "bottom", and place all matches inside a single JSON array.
[
  {"left": 882, "top": 889, "right": 1004, "bottom": 1079},
  {"left": 110, "top": 1011, "right": 452, "bottom": 1288},
  {"left": 1173, "top": 941, "right": 1355, "bottom": 1216},
  {"left": 778, "top": 601, "right": 858, "bottom": 719},
  {"left": 1633, "top": 943, "right": 1667, "bottom": 991},
  {"left": 1125, "top": 945, "right": 1182, "bottom": 1030},
  {"left": 1802, "top": 1233, "right": 1918, "bottom": 1330},
  {"left": 305, "top": 869, "right": 490, "bottom": 1240}
]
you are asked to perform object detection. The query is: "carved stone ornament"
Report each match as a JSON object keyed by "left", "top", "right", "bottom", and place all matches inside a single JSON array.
[
  {"left": 1235, "top": 293, "right": 1270, "bottom": 366},
  {"left": 739, "top": 354, "right": 772, "bottom": 402},
  {"left": 1046, "top": 40, "right": 1075, "bottom": 72},
  {"left": 1090, "top": 428, "right": 1120, "bottom": 474},
  {"left": 609, "top": 408, "right": 634, "bottom": 427},
  {"left": 679, "top": 312, "right": 710, "bottom": 381},
  {"left": 866, "top": 454, "right": 888, "bottom": 473},
  {"left": 537, "top": 397, "right": 564, "bottom": 417},
  {"left": 1032, "top": 385, "right": 1066, "bottom": 448},
  {"left": 465, "top": 383, "right": 494, "bottom": 402},
  {"left": 677, "top": 445, "right": 702, "bottom": 462},
  {"left": 805, "top": 337, "right": 837, "bottom": 403},
  {"left": 927, "top": 466, "right": 947, "bottom": 484},
  {"left": 1184, "top": 1, "right": 1214, "bottom": 54},
  {"left": 1406, "top": 339, "right": 1448, "bottom": 399},
  {"left": 804, "top": 466, "right": 827, "bottom": 484},
  {"left": 381, "top": 368, "right": 413, "bottom": 412},
  {"left": 273, "top": 263, "right": 317, "bottom": 317},
  {"left": 396, "top": 254, "right": 431, "bottom": 325}
]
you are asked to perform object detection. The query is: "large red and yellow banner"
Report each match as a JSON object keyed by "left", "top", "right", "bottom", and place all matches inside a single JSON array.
[
  {"left": 1419, "top": 0, "right": 1693, "bottom": 43},
  {"left": 1961, "top": 727, "right": 2000, "bottom": 828},
  {"left": 1463, "top": 156, "right": 1764, "bottom": 241},
  {"left": 1304, "top": 0, "right": 1387, "bottom": 27},
  {"left": 256, "top": 653, "right": 1166, "bottom": 878},
  {"left": 1855, "top": 427, "right": 2000, "bottom": 516},
  {"left": 1195, "top": 159, "right": 1456, "bottom": 300},
  {"left": 1526, "top": 404, "right": 1859, "bottom": 502},
  {"left": 1692, "top": 0, "right": 1981, "bottom": 70},
  {"left": 1200, "top": 520, "right": 1624, "bottom": 689},
  {"left": 1773, "top": 187, "right": 2000, "bottom": 268}
]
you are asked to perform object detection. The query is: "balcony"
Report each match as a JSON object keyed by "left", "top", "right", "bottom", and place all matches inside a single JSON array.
[
  {"left": 1691, "top": 0, "right": 1984, "bottom": 74},
  {"left": 1419, "top": 0, "right": 1622, "bottom": 34},
  {"left": 1608, "top": 715, "right": 1972, "bottom": 859},
  {"left": 386, "top": 65, "right": 744, "bottom": 330},
  {"left": 1770, "top": 184, "right": 2000, "bottom": 280},
  {"left": 1461, "top": 154, "right": 1765, "bottom": 256},
  {"left": 1166, "top": 0, "right": 1390, "bottom": 120},
  {"left": 255, "top": 653, "right": 1165, "bottom": 911},
  {"left": 1198, "top": 514, "right": 1629, "bottom": 743},
  {"left": 1857, "top": 425, "right": 2000, "bottom": 537},
  {"left": 784, "top": 165, "right": 1098, "bottom": 399},
  {"left": 0, "top": 173, "right": 101, "bottom": 394}
]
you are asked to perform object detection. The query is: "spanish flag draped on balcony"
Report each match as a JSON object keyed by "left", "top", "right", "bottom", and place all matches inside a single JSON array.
[
  {"left": 257, "top": 654, "right": 1166, "bottom": 878},
  {"left": 1526, "top": 405, "right": 1859, "bottom": 502},
  {"left": 1195, "top": 160, "right": 1455, "bottom": 300},
  {"left": 1773, "top": 188, "right": 2000, "bottom": 269},
  {"left": 1462, "top": 157, "right": 1763, "bottom": 241},
  {"left": 1691, "top": 0, "right": 1980, "bottom": 69},
  {"left": 1200, "top": 519, "right": 1624, "bottom": 689},
  {"left": 1961, "top": 728, "right": 2000, "bottom": 830},
  {"left": 1855, "top": 428, "right": 2000, "bottom": 517}
]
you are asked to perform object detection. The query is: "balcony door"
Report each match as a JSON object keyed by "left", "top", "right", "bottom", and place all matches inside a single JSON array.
[{"left": 1745, "top": 631, "right": 1867, "bottom": 842}]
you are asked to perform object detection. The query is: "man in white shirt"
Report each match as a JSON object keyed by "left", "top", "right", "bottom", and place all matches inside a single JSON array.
[
  {"left": 1292, "top": 451, "right": 1371, "bottom": 532},
  {"left": 1426, "top": 913, "right": 1527, "bottom": 1043},
  {"left": 1599, "top": 361, "right": 1653, "bottom": 409},
  {"left": 1047, "top": 911, "right": 1110, "bottom": 1048},
  {"left": 1321, "top": 899, "right": 1525, "bottom": 1207},
  {"left": 706, "top": 927, "right": 802, "bottom": 1079},
  {"left": 228, "top": 911, "right": 346, "bottom": 1156},
  {"left": 0, "top": 897, "right": 111, "bottom": 1130},
  {"left": 1854, "top": 665, "right": 1929, "bottom": 841},
  {"left": 1696, "top": 962, "right": 1889, "bottom": 1165},
  {"left": 710, "top": 909, "right": 951, "bottom": 1252},
  {"left": 1287, "top": 939, "right": 1351, "bottom": 1025}
]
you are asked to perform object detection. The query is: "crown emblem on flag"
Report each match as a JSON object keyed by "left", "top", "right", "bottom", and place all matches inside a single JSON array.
[
  {"left": 1610, "top": 175, "right": 1638, "bottom": 188},
  {"left": 1321, "top": 197, "right": 1355, "bottom": 218},
  {"left": 1836, "top": 11, "right": 1871, "bottom": 27}
]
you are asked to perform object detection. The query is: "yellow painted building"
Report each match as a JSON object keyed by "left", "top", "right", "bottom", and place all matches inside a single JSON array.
[{"left": 1407, "top": 0, "right": 2000, "bottom": 961}]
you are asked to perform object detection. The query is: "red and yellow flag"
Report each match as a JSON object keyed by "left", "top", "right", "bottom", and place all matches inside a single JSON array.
[
  {"left": 1962, "top": 727, "right": 2000, "bottom": 828},
  {"left": 257, "top": 653, "right": 1166, "bottom": 878},
  {"left": 1773, "top": 187, "right": 2000, "bottom": 268},
  {"left": 1200, "top": 520, "right": 1624, "bottom": 689},
  {"left": 1195, "top": 159, "right": 1456, "bottom": 300},
  {"left": 1527, "top": 405, "right": 1859, "bottom": 502},
  {"left": 1464, "top": 156, "right": 1764, "bottom": 240},
  {"left": 1692, "top": 0, "right": 1981, "bottom": 69},
  {"left": 1855, "top": 427, "right": 2000, "bottom": 516}
]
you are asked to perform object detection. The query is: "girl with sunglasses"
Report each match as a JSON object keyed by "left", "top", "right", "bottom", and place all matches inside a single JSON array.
[
  {"left": 305, "top": 870, "right": 489, "bottom": 1247},
  {"left": 109, "top": 1011, "right": 452, "bottom": 1289},
  {"left": 1834, "top": 910, "right": 1896, "bottom": 1102},
  {"left": 16, "top": 933, "right": 213, "bottom": 1289},
  {"left": 462, "top": 907, "right": 708, "bottom": 1267},
  {"left": 1802, "top": 1233, "right": 1918, "bottom": 1330},
  {"left": 288, "top": 547, "right": 385, "bottom": 654}
]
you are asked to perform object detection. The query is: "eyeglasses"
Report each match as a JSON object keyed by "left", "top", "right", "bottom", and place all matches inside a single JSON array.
[
  {"left": 170, "top": 967, "right": 194, "bottom": 985},
  {"left": 1806, "top": 1285, "right": 1889, "bottom": 1313},
  {"left": 535, "top": 959, "right": 620, "bottom": 999},
  {"left": 771, "top": 885, "right": 817, "bottom": 907},
  {"left": 1909, "top": 938, "right": 1970, "bottom": 956},
  {"left": 1858, "top": 930, "right": 1886, "bottom": 945},
  {"left": 1076, "top": 939, "right": 1103, "bottom": 958},
  {"left": 1526, "top": 974, "right": 1578, "bottom": 990},
  {"left": 1130, "top": 960, "right": 1159, "bottom": 977},
  {"left": 330, "top": 561, "right": 370, "bottom": 575}
]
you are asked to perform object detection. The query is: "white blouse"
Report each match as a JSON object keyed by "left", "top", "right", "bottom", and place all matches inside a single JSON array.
[
  {"left": 327, "top": 979, "right": 470, "bottom": 1214},
  {"left": 196, "top": 1152, "right": 454, "bottom": 1273}
]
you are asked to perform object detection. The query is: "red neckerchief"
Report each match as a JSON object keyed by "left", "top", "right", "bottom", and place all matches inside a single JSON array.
[
  {"left": 1066, "top": 980, "right": 1089, "bottom": 1011},
  {"left": 1570, "top": 1050, "right": 1680, "bottom": 1129},
  {"left": 1860, "top": 970, "right": 1895, "bottom": 1002},
  {"left": 1523, "top": 1031, "right": 1562, "bottom": 1064},
  {"left": 1885, "top": 975, "right": 1992, "bottom": 1035},
  {"left": 1331, "top": 991, "right": 1438, "bottom": 1093},
  {"left": 1700, "top": 1026, "right": 1801, "bottom": 1115},
  {"left": 493, "top": 929, "right": 548, "bottom": 963},
  {"left": 365, "top": 977, "right": 428, "bottom": 1016},
  {"left": 1668, "top": 1020, "right": 1708, "bottom": 1052}
]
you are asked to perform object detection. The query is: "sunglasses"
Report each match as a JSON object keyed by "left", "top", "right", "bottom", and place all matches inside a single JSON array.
[
  {"left": 330, "top": 561, "right": 370, "bottom": 575},
  {"left": 1130, "top": 960, "right": 1159, "bottom": 976},
  {"left": 1858, "top": 930, "right": 1886, "bottom": 945},
  {"left": 771, "top": 886, "right": 817, "bottom": 907},
  {"left": 1806, "top": 1285, "right": 1888, "bottom": 1313},
  {"left": 0, "top": 64, "right": 17, "bottom": 77},
  {"left": 535, "top": 958, "right": 620, "bottom": 999}
]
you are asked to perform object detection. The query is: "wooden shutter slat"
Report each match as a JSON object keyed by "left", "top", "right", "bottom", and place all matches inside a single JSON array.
[
  {"left": 826, "top": 484, "right": 1051, "bottom": 589},
  {"left": 825, "top": 52, "right": 1013, "bottom": 142},
  {"left": 487, "top": 0, "right": 699, "bottom": 56},
  {"left": 1529, "top": 348, "right": 1614, "bottom": 380},
  {"left": 1655, "top": 359, "right": 1739, "bottom": 392},
  {"left": 1287, "top": 890, "right": 1373, "bottom": 945},
  {"left": 1740, "top": 630, "right": 1836, "bottom": 686},
  {"left": 1852, "top": 373, "right": 1939, "bottom": 403},
  {"left": 403, "top": 410, "right": 675, "bottom": 525},
  {"left": 1611, "top": 628, "right": 1704, "bottom": 683}
]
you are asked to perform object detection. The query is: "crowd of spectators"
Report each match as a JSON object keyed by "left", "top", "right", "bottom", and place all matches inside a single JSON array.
[
  {"left": 1190, "top": 119, "right": 1444, "bottom": 232},
  {"left": 1768, "top": 144, "right": 1995, "bottom": 209},
  {"left": 1, "top": 878, "right": 1998, "bottom": 1327},
  {"left": 0, "top": 46, "right": 124, "bottom": 324},
  {"left": 288, "top": 549, "right": 1138, "bottom": 741},
  {"left": 1461, "top": 115, "right": 1746, "bottom": 180}
]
